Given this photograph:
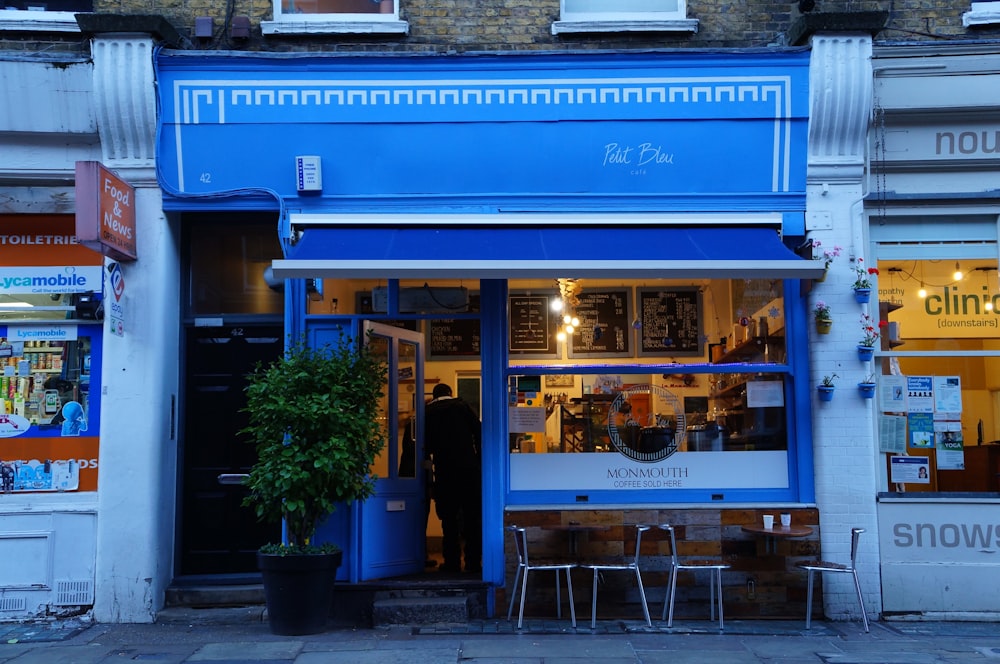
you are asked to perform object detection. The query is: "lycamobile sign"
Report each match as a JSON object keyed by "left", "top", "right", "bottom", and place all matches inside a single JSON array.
[{"left": 0, "top": 267, "right": 102, "bottom": 294}]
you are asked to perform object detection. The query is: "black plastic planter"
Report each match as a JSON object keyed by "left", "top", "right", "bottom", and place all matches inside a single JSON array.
[{"left": 257, "top": 550, "right": 342, "bottom": 636}]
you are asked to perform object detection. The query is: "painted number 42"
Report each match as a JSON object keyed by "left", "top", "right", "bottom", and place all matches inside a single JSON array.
[{"left": 199, "top": 172, "right": 212, "bottom": 184}]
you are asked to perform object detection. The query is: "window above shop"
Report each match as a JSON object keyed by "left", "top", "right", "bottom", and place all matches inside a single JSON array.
[
  {"left": 0, "top": 0, "right": 90, "bottom": 32},
  {"left": 551, "top": 0, "right": 699, "bottom": 35},
  {"left": 963, "top": 1, "right": 1000, "bottom": 26},
  {"left": 261, "top": 0, "right": 408, "bottom": 35}
]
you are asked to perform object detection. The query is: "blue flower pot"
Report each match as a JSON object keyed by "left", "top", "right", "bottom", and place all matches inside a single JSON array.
[
  {"left": 818, "top": 386, "right": 835, "bottom": 402},
  {"left": 854, "top": 288, "right": 872, "bottom": 304},
  {"left": 857, "top": 345, "right": 875, "bottom": 362},
  {"left": 858, "top": 383, "right": 876, "bottom": 399}
]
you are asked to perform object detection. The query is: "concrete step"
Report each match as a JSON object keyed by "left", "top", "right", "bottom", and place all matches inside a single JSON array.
[
  {"left": 372, "top": 595, "right": 469, "bottom": 626},
  {"left": 164, "top": 584, "right": 264, "bottom": 608}
]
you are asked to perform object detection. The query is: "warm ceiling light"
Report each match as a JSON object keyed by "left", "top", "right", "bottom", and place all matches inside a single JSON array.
[
  {"left": 918, "top": 283, "right": 927, "bottom": 299},
  {"left": 556, "top": 330, "right": 567, "bottom": 343},
  {"left": 954, "top": 262, "right": 963, "bottom": 281},
  {"left": 551, "top": 298, "right": 564, "bottom": 313}
]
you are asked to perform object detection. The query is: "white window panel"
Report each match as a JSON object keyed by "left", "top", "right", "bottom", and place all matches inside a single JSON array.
[
  {"left": 553, "top": 0, "right": 698, "bottom": 34},
  {"left": 262, "top": 0, "right": 408, "bottom": 35},
  {"left": 963, "top": 1, "right": 1000, "bottom": 26},
  {"left": 0, "top": 0, "right": 90, "bottom": 33}
]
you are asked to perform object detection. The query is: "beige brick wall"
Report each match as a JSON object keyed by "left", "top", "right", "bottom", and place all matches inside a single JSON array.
[{"left": 72, "top": 0, "right": 999, "bottom": 53}]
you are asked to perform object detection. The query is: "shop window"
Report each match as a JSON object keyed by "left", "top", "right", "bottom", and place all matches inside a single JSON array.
[
  {"left": 877, "top": 257, "right": 1000, "bottom": 494},
  {"left": 552, "top": 0, "right": 698, "bottom": 35},
  {"left": 0, "top": 0, "right": 92, "bottom": 32},
  {"left": 505, "top": 277, "right": 793, "bottom": 499},
  {"left": 0, "top": 332, "right": 99, "bottom": 492},
  {"left": 261, "top": 0, "right": 408, "bottom": 35}
]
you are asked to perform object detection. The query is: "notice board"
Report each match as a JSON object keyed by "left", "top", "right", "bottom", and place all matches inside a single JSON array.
[
  {"left": 637, "top": 287, "right": 703, "bottom": 357},
  {"left": 509, "top": 290, "right": 560, "bottom": 358},
  {"left": 568, "top": 288, "right": 633, "bottom": 359}
]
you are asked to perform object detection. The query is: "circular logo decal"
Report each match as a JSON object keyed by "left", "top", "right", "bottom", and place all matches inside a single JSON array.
[{"left": 607, "top": 384, "right": 686, "bottom": 463}]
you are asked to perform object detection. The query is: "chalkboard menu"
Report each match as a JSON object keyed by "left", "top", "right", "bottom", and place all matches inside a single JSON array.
[
  {"left": 508, "top": 290, "right": 560, "bottom": 358},
  {"left": 568, "top": 288, "right": 633, "bottom": 359},
  {"left": 427, "top": 294, "right": 480, "bottom": 361},
  {"left": 637, "top": 287, "right": 703, "bottom": 357}
]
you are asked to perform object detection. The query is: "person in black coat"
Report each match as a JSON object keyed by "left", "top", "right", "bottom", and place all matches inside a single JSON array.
[{"left": 424, "top": 383, "right": 482, "bottom": 573}]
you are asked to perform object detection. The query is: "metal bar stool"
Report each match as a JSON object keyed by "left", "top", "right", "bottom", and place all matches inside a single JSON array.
[
  {"left": 796, "top": 527, "right": 870, "bottom": 633},
  {"left": 506, "top": 525, "right": 577, "bottom": 629},
  {"left": 660, "top": 524, "right": 730, "bottom": 629}
]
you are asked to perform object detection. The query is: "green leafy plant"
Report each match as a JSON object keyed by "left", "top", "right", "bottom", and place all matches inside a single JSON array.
[
  {"left": 820, "top": 373, "right": 838, "bottom": 388},
  {"left": 241, "top": 333, "right": 388, "bottom": 552},
  {"left": 860, "top": 373, "right": 876, "bottom": 385}
]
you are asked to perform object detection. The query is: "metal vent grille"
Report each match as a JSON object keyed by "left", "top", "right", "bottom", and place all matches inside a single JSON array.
[
  {"left": 54, "top": 580, "right": 94, "bottom": 606},
  {"left": 0, "top": 597, "right": 27, "bottom": 612}
]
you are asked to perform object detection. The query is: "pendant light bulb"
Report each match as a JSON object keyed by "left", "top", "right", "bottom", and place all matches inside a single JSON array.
[
  {"left": 551, "top": 298, "right": 564, "bottom": 313},
  {"left": 918, "top": 283, "right": 927, "bottom": 299},
  {"left": 563, "top": 314, "right": 572, "bottom": 325},
  {"left": 571, "top": 316, "right": 580, "bottom": 327},
  {"left": 556, "top": 330, "right": 567, "bottom": 343},
  {"left": 564, "top": 324, "right": 575, "bottom": 335},
  {"left": 954, "top": 262, "right": 963, "bottom": 281}
]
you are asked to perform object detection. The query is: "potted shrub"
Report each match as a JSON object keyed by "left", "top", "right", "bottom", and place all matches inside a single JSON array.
[{"left": 241, "top": 333, "right": 388, "bottom": 635}]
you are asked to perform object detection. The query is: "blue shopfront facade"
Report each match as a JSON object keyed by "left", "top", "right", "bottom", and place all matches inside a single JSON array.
[{"left": 155, "top": 49, "right": 824, "bottom": 607}]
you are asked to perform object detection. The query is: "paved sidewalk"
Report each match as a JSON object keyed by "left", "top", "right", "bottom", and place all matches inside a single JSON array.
[{"left": 1, "top": 611, "right": 999, "bottom": 663}]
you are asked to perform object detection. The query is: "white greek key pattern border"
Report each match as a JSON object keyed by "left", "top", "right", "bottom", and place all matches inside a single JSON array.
[{"left": 172, "top": 77, "right": 792, "bottom": 124}]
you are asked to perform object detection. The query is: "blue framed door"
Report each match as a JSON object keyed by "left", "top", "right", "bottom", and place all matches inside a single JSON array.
[{"left": 359, "top": 321, "right": 426, "bottom": 580}]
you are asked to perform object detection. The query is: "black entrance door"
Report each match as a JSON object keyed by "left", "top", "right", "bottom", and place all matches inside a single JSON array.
[{"left": 178, "top": 324, "right": 283, "bottom": 576}]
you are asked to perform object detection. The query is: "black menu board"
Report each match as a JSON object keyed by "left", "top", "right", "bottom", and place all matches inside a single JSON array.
[
  {"left": 427, "top": 294, "right": 480, "bottom": 360},
  {"left": 508, "top": 290, "right": 560, "bottom": 358},
  {"left": 637, "top": 287, "right": 703, "bottom": 357},
  {"left": 568, "top": 288, "right": 633, "bottom": 359}
]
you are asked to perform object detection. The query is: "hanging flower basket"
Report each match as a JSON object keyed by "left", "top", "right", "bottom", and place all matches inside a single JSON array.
[
  {"left": 815, "top": 319, "right": 832, "bottom": 335},
  {"left": 854, "top": 287, "right": 872, "bottom": 304},
  {"left": 857, "top": 344, "right": 875, "bottom": 362},
  {"left": 858, "top": 382, "right": 876, "bottom": 399},
  {"left": 818, "top": 385, "right": 835, "bottom": 402}
]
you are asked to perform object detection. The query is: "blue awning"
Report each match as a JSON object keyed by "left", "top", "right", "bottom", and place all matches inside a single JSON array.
[{"left": 272, "top": 219, "right": 823, "bottom": 280}]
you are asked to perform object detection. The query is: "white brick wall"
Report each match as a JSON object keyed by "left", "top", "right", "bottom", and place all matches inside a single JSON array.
[{"left": 806, "top": 34, "right": 882, "bottom": 624}]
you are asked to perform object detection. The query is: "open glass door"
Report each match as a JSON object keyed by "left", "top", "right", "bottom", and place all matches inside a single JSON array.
[{"left": 359, "top": 321, "right": 426, "bottom": 580}]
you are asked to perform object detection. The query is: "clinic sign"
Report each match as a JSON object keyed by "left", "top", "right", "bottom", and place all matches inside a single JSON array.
[{"left": 75, "top": 161, "right": 137, "bottom": 261}]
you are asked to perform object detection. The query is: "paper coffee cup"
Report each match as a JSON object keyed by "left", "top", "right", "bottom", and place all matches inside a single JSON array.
[
  {"left": 762, "top": 515, "right": 774, "bottom": 529},
  {"left": 780, "top": 513, "right": 791, "bottom": 527}
]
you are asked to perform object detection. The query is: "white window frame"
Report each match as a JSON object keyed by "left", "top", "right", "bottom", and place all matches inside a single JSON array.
[
  {"left": 552, "top": 0, "right": 698, "bottom": 35},
  {"left": 963, "top": 1, "right": 1000, "bottom": 26},
  {"left": 261, "top": 0, "right": 408, "bottom": 36},
  {"left": 0, "top": 9, "right": 83, "bottom": 32}
]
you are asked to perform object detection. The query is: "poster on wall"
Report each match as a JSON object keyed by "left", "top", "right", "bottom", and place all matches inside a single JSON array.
[
  {"left": 933, "top": 376, "right": 962, "bottom": 417},
  {"left": 878, "top": 415, "right": 907, "bottom": 454},
  {"left": 908, "top": 412, "right": 934, "bottom": 449},
  {"left": 935, "top": 422, "right": 965, "bottom": 470},
  {"left": 879, "top": 375, "right": 907, "bottom": 412},
  {"left": 906, "top": 376, "right": 934, "bottom": 413},
  {"left": 890, "top": 455, "right": 930, "bottom": 484}
]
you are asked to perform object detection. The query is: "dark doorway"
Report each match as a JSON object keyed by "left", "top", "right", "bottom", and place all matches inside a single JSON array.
[{"left": 178, "top": 324, "right": 283, "bottom": 576}]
